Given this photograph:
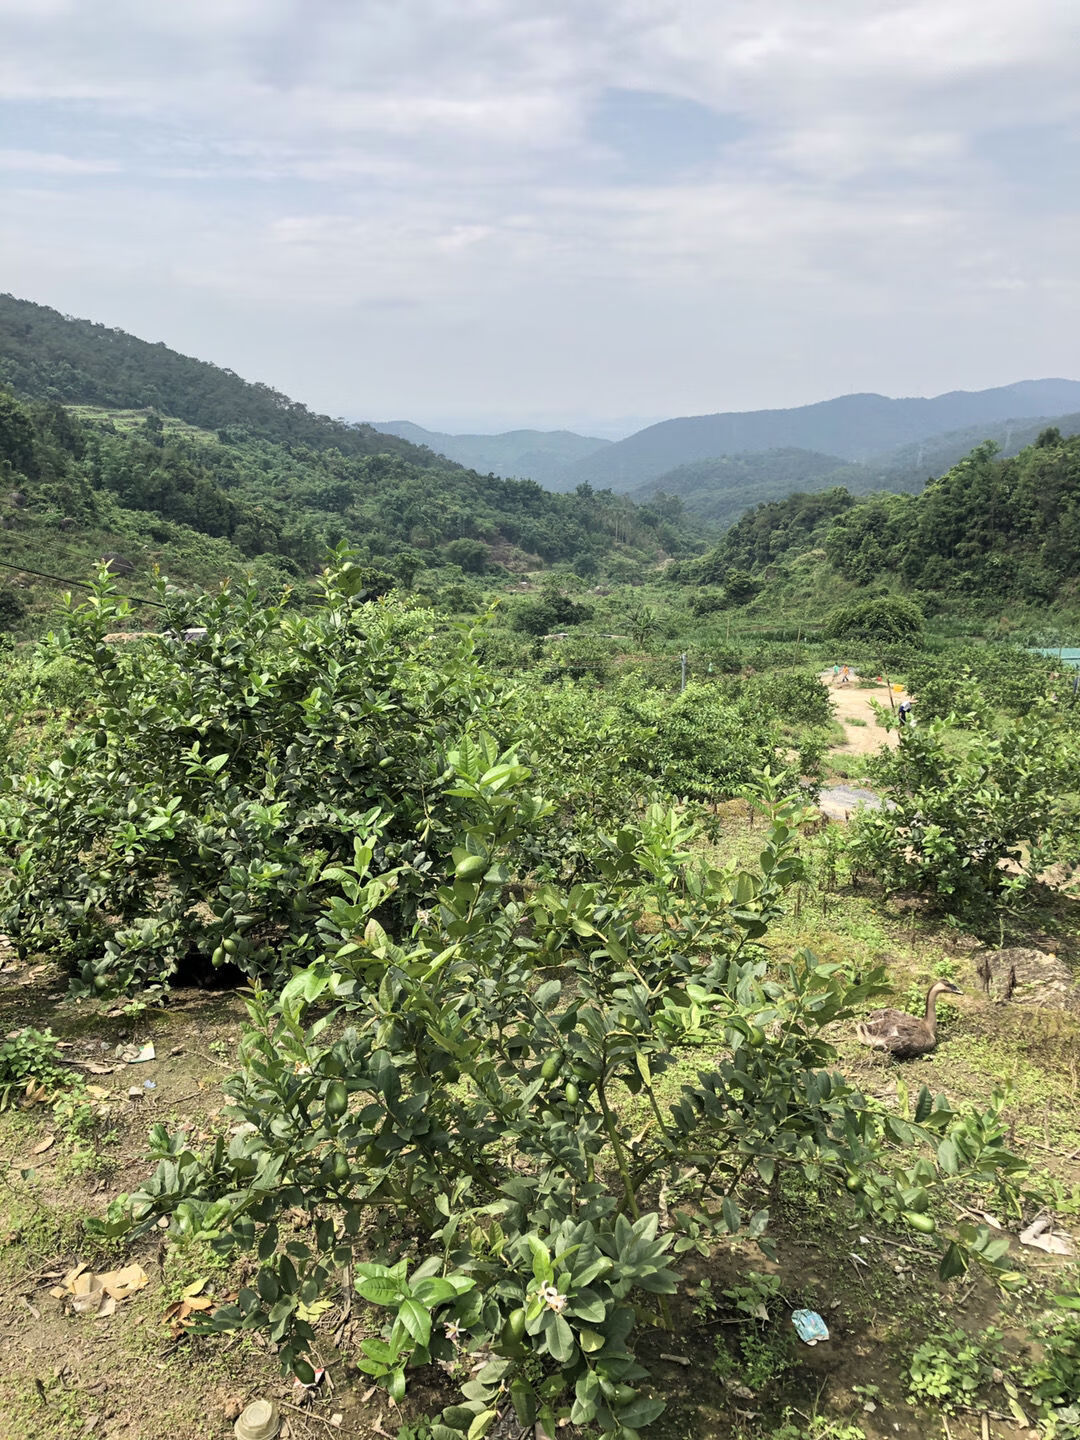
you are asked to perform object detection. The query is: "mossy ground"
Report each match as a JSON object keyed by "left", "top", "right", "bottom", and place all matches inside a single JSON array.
[{"left": 1, "top": 806, "right": 1077, "bottom": 1440}]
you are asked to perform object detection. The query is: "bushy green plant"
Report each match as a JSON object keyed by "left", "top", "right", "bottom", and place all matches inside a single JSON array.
[
  {"left": 0, "top": 555, "right": 519, "bottom": 994},
  {"left": 824, "top": 595, "right": 924, "bottom": 645},
  {"left": 741, "top": 669, "right": 834, "bottom": 727},
  {"left": 904, "top": 644, "right": 1059, "bottom": 721},
  {"left": 0, "top": 1027, "right": 73, "bottom": 1108},
  {"left": 906, "top": 1325, "right": 1002, "bottom": 1413},
  {"left": 846, "top": 706, "right": 1080, "bottom": 922},
  {"left": 1025, "top": 1299, "right": 1080, "bottom": 1438},
  {"left": 89, "top": 778, "right": 1027, "bottom": 1440}
]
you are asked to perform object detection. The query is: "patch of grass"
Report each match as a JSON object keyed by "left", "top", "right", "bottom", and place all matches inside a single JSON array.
[{"left": 160, "top": 1235, "right": 233, "bottom": 1304}]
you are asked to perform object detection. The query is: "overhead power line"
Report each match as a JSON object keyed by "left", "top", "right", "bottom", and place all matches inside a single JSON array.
[{"left": 0, "top": 557, "right": 168, "bottom": 608}]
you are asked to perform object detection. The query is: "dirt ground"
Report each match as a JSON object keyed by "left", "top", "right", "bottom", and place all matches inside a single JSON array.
[{"left": 818, "top": 671, "right": 907, "bottom": 757}]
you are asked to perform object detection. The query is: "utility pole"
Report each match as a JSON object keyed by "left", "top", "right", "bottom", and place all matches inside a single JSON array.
[{"left": 680, "top": 652, "right": 687, "bottom": 693}]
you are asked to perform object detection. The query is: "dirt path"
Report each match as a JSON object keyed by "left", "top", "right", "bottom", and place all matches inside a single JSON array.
[{"left": 820, "top": 669, "right": 907, "bottom": 756}]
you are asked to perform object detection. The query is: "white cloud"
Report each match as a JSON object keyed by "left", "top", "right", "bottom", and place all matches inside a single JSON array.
[{"left": 1, "top": 0, "right": 1079, "bottom": 425}]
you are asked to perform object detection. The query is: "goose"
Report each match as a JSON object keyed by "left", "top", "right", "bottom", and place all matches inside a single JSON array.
[{"left": 855, "top": 980, "right": 962, "bottom": 1059}]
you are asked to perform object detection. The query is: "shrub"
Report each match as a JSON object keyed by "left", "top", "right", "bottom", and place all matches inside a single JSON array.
[
  {"left": 0, "top": 586, "right": 26, "bottom": 629},
  {"left": 93, "top": 792, "right": 1026, "bottom": 1439},
  {"left": 0, "top": 557, "right": 523, "bottom": 995},
  {"left": 511, "top": 593, "right": 594, "bottom": 636},
  {"left": 824, "top": 595, "right": 924, "bottom": 645},
  {"left": 846, "top": 706, "right": 1080, "bottom": 923},
  {"left": 0, "top": 1027, "right": 73, "bottom": 1108},
  {"left": 741, "top": 670, "right": 834, "bottom": 727}
]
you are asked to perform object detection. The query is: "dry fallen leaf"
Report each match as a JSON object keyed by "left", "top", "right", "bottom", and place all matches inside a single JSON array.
[
  {"left": 86, "top": 1085, "right": 111, "bottom": 1101},
  {"left": 98, "top": 1264, "right": 150, "bottom": 1300},
  {"left": 31, "top": 1135, "right": 56, "bottom": 1155},
  {"left": 61, "top": 1261, "right": 149, "bottom": 1316}
]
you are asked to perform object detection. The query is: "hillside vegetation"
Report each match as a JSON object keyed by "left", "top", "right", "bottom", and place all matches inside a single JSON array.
[
  {"left": 372, "top": 420, "right": 611, "bottom": 490},
  {"left": 0, "top": 293, "right": 430, "bottom": 465},
  {"left": 0, "top": 306, "right": 698, "bottom": 628},
  {"left": 680, "top": 430, "right": 1080, "bottom": 614},
  {"left": 560, "top": 379, "right": 1080, "bottom": 492}
]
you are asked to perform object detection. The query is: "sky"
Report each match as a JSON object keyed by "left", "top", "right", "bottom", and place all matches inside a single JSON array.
[{"left": 2, "top": 0, "right": 1080, "bottom": 437}]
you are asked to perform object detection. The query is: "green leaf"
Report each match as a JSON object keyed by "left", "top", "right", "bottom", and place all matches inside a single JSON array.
[
  {"left": 936, "top": 1138, "right": 959, "bottom": 1175},
  {"left": 355, "top": 1275, "right": 404, "bottom": 1308},
  {"left": 466, "top": 1411, "right": 498, "bottom": 1440},
  {"left": 721, "top": 1197, "right": 741, "bottom": 1234},
  {"left": 527, "top": 1235, "right": 553, "bottom": 1283},
  {"left": 413, "top": 1276, "right": 473, "bottom": 1307},
  {"left": 617, "top": 1397, "right": 666, "bottom": 1429},
  {"left": 938, "top": 1242, "right": 968, "bottom": 1281},
  {"left": 545, "top": 1311, "right": 575, "bottom": 1363},
  {"left": 397, "top": 1298, "right": 432, "bottom": 1349}
]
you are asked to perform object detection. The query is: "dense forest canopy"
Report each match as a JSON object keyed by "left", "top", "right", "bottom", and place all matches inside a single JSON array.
[
  {"left": 678, "top": 431, "right": 1080, "bottom": 610},
  {"left": 0, "top": 293, "right": 433, "bottom": 465}
]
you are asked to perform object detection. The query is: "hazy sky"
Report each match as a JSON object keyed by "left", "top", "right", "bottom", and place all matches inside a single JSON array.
[{"left": 3, "top": 0, "right": 1080, "bottom": 436}]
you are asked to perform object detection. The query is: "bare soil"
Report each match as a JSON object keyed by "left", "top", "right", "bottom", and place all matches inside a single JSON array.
[{"left": 819, "top": 671, "right": 906, "bottom": 757}]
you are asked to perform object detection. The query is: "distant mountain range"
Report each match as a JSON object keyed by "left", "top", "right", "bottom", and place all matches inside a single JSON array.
[
  {"left": 380, "top": 382, "right": 1080, "bottom": 526},
  {"left": 561, "top": 380, "right": 1080, "bottom": 492},
  {"left": 631, "top": 410, "right": 1080, "bottom": 527},
  {"left": 371, "top": 421, "right": 611, "bottom": 490}
]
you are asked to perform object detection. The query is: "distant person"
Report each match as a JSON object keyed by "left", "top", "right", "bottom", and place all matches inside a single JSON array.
[
  {"left": 840, "top": 665, "right": 850, "bottom": 685},
  {"left": 832, "top": 663, "right": 840, "bottom": 684}
]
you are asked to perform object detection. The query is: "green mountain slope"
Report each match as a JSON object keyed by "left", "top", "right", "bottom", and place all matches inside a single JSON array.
[
  {"left": 635, "top": 412, "right": 1080, "bottom": 529},
  {"left": 0, "top": 298, "right": 702, "bottom": 629},
  {"left": 372, "top": 421, "right": 610, "bottom": 489},
  {"left": 683, "top": 429, "right": 1080, "bottom": 612},
  {"left": 0, "top": 293, "right": 433, "bottom": 466},
  {"left": 633, "top": 449, "right": 874, "bottom": 525},
  {"left": 563, "top": 380, "right": 1080, "bottom": 492}
]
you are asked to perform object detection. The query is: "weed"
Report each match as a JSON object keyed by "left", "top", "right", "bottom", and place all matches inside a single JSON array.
[
  {"left": 0, "top": 1028, "right": 74, "bottom": 1108},
  {"left": 905, "top": 1325, "right": 1003, "bottom": 1413},
  {"left": 723, "top": 1271, "right": 784, "bottom": 1323},
  {"left": 693, "top": 1276, "right": 719, "bottom": 1325},
  {"left": 713, "top": 1326, "right": 794, "bottom": 1393},
  {"left": 765, "top": 1415, "right": 867, "bottom": 1440},
  {"left": 1024, "top": 1301, "right": 1080, "bottom": 1438},
  {"left": 161, "top": 1234, "right": 232, "bottom": 1303}
]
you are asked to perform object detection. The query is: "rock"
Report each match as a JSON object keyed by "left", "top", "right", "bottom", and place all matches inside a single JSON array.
[
  {"left": 8, "top": 491, "right": 26, "bottom": 507},
  {"left": 976, "top": 947, "right": 1079, "bottom": 1010},
  {"left": 100, "top": 552, "right": 135, "bottom": 576}
]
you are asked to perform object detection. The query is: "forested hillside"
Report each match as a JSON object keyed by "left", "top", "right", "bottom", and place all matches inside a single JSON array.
[
  {"left": 683, "top": 429, "right": 1080, "bottom": 610},
  {"left": 0, "top": 294, "right": 438, "bottom": 465},
  {"left": 635, "top": 411, "right": 1080, "bottom": 528},
  {"left": 635, "top": 449, "right": 871, "bottom": 525},
  {"left": 372, "top": 420, "right": 610, "bottom": 489},
  {"left": 562, "top": 379, "right": 1080, "bottom": 492},
  {"left": 0, "top": 383, "right": 694, "bottom": 629}
]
